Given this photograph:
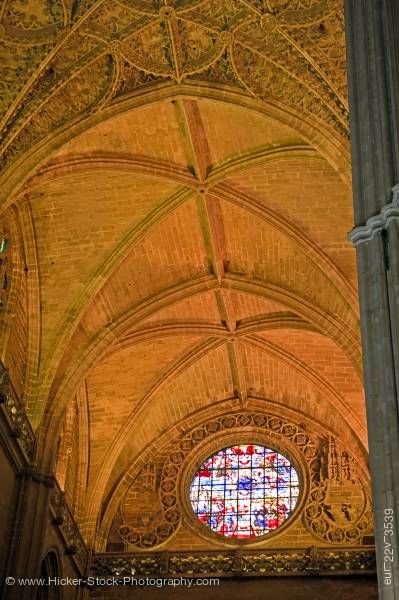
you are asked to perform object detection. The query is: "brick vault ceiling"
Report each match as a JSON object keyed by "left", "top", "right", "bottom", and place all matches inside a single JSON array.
[{"left": 0, "top": 0, "right": 367, "bottom": 548}]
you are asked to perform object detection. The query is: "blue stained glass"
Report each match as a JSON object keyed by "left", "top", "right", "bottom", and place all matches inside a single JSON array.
[{"left": 190, "top": 444, "right": 300, "bottom": 539}]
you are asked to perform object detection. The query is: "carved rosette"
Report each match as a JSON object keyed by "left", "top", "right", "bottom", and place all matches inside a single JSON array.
[{"left": 116, "top": 411, "right": 372, "bottom": 549}]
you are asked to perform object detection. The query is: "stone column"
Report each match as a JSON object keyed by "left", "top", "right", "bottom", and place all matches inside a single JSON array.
[{"left": 345, "top": 1, "right": 399, "bottom": 597}]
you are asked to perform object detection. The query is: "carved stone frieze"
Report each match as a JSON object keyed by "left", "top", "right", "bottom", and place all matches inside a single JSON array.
[
  {"left": 0, "top": 0, "right": 348, "bottom": 174},
  {"left": 92, "top": 546, "right": 376, "bottom": 579}
]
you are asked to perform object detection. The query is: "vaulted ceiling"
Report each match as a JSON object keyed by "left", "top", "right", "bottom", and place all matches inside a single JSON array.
[{"left": 0, "top": 0, "right": 366, "bottom": 551}]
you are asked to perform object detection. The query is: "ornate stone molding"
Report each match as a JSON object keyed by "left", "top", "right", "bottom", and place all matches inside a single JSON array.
[
  {"left": 50, "top": 480, "right": 89, "bottom": 575},
  {"left": 0, "top": 362, "right": 36, "bottom": 460},
  {"left": 348, "top": 184, "right": 399, "bottom": 246},
  {"left": 92, "top": 546, "right": 376, "bottom": 579}
]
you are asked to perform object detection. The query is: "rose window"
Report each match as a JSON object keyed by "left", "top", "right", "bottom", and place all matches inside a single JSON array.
[{"left": 190, "top": 444, "right": 300, "bottom": 539}]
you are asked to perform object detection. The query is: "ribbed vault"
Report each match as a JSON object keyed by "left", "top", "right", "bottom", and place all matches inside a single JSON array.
[{"left": 0, "top": 0, "right": 368, "bottom": 554}]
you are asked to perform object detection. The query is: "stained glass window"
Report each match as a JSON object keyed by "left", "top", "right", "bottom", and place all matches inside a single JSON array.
[{"left": 190, "top": 444, "right": 300, "bottom": 539}]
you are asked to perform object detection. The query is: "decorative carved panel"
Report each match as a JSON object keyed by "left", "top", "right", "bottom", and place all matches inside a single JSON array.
[{"left": 0, "top": 0, "right": 348, "bottom": 173}]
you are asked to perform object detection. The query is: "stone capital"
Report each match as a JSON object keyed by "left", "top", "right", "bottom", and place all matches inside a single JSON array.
[{"left": 348, "top": 183, "right": 399, "bottom": 246}]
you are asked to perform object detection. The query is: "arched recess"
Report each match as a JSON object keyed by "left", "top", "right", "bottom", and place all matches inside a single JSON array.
[
  {"left": 82, "top": 335, "right": 365, "bottom": 545},
  {"left": 36, "top": 549, "right": 62, "bottom": 600}
]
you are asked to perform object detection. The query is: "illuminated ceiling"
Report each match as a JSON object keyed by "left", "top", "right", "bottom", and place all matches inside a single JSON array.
[{"left": 0, "top": 0, "right": 367, "bottom": 551}]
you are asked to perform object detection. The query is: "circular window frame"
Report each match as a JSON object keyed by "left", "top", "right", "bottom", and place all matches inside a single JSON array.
[{"left": 180, "top": 429, "right": 308, "bottom": 547}]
